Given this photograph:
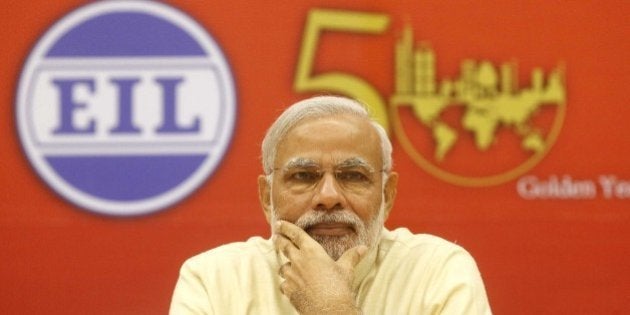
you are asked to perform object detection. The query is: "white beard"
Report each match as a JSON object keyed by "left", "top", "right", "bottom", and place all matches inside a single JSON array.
[{"left": 270, "top": 205, "right": 385, "bottom": 260}]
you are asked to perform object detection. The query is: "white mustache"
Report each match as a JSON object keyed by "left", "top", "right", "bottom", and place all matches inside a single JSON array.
[{"left": 294, "top": 210, "right": 362, "bottom": 232}]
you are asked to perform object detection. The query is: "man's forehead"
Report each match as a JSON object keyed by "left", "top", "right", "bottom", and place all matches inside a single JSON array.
[{"left": 274, "top": 114, "right": 383, "bottom": 168}]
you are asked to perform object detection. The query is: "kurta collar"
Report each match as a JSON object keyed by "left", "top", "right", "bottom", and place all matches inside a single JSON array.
[{"left": 351, "top": 228, "right": 384, "bottom": 291}]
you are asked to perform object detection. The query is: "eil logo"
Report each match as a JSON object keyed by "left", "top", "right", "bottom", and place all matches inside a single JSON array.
[{"left": 16, "top": 1, "right": 236, "bottom": 216}]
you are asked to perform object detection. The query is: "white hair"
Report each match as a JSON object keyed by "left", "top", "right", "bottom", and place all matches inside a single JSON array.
[{"left": 261, "top": 95, "right": 392, "bottom": 175}]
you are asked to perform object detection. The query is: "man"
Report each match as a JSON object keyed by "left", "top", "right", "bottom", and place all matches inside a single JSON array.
[{"left": 170, "top": 95, "right": 492, "bottom": 314}]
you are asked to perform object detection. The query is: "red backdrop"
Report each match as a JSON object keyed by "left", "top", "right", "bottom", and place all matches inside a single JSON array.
[{"left": 1, "top": 1, "right": 628, "bottom": 314}]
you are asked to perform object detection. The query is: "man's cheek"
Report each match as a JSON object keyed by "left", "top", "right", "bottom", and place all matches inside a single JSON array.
[{"left": 275, "top": 208, "right": 307, "bottom": 224}]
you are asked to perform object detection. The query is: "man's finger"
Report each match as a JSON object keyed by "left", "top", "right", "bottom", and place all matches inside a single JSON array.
[
  {"left": 274, "top": 233, "right": 299, "bottom": 259},
  {"left": 279, "top": 279, "right": 288, "bottom": 295},
  {"left": 275, "top": 220, "right": 312, "bottom": 248},
  {"left": 336, "top": 245, "right": 368, "bottom": 270},
  {"left": 278, "top": 262, "right": 291, "bottom": 278}
]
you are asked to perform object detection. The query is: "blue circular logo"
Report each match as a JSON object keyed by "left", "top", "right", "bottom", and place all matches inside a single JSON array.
[{"left": 16, "top": 1, "right": 236, "bottom": 216}]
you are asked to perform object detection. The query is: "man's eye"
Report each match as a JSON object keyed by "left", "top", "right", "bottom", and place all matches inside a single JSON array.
[
  {"left": 337, "top": 171, "right": 369, "bottom": 182},
  {"left": 291, "top": 171, "right": 319, "bottom": 182}
]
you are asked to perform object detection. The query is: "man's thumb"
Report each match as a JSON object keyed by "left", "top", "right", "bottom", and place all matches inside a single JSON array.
[{"left": 337, "top": 245, "right": 368, "bottom": 269}]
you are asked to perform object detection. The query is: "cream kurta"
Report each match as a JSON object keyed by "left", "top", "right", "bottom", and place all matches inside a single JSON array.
[{"left": 170, "top": 228, "right": 492, "bottom": 314}]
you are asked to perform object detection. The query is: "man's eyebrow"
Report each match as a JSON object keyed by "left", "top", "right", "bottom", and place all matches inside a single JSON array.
[
  {"left": 336, "top": 157, "right": 375, "bottom": 172},
  {"left": 283, "top": 158, "right": 319, "bottom": 169},
  {"left": 281, "top": 157, "right": 376, "bottom": 171}
]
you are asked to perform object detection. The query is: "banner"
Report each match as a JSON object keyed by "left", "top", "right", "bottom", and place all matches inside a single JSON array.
[{"left": 1, "top": 1, "right": 628, "bottom": 313}]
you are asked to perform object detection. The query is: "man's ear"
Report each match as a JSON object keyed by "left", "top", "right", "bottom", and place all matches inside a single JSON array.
[
  {"left": 382, "top": 171, "right": 399, "bottom": 220},
  {"left": 257, "top": 175, "right": 272, "bottom": 224}
]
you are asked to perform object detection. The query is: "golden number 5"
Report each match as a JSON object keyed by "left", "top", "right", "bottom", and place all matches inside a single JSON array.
[{"left": 294, "top": 9, "right": 390, "bottom": 132}]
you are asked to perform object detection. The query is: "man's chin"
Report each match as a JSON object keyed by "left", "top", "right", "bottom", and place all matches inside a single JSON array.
[{"left": 310, "top": 233, "right": 358, "bottom": 260}]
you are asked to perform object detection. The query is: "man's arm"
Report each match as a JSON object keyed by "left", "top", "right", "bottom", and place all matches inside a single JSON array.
[{"left": 274, "top": 220, "right": 367, "bottom": 315}]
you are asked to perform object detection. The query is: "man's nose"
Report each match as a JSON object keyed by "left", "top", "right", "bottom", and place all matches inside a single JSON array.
[{"left": 313, "top": 172, "right": 345, "bottom": 210}]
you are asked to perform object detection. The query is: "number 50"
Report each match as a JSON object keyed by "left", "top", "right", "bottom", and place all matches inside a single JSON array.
[{"left": 294, "top": 9, "right": 390, "bottom": 132}]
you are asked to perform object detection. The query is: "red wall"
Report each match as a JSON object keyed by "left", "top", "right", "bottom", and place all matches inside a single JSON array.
[{"left": 1, "top": 1, "right": 628, "bottom": 314}]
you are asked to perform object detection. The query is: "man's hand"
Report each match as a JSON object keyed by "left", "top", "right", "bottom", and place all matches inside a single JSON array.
[{"left": 273, "top": 220, "right": 367, "bottom": 315}]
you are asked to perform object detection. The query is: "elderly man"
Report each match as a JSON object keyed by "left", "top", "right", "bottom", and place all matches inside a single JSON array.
[{"left": 170, "top": 96, "right": 492, "bottom": 314}]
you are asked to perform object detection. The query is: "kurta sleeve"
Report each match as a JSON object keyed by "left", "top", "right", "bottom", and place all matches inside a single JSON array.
[
  {"left": 427, "top": 248, "right": 492, "bottom": 314},
  {"left": 169, "top": 259, "right": 214, "bottom": 315}
]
